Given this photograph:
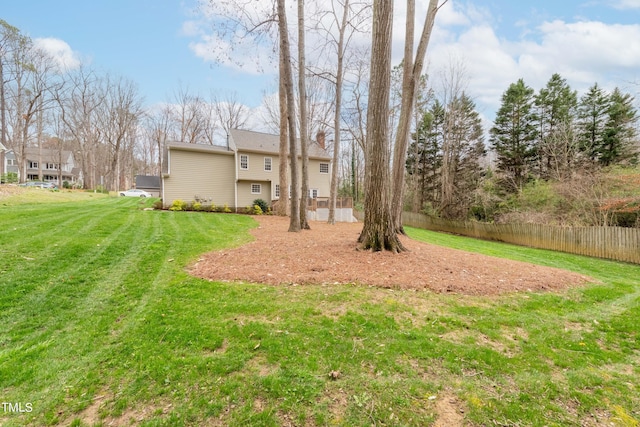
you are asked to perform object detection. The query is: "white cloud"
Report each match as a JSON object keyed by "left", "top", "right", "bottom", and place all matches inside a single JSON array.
[
  {"left": 33, "top": 37, "right": 82, "bottom": 72},
  {"left": 610, "top": 0, "right": 640, "bottom": 9},
  {"left": 421, "top": 3, "right": 640, "bottom": 118},
  {"left": 188, "top": 32, "right": 277, "bottom": 75}
]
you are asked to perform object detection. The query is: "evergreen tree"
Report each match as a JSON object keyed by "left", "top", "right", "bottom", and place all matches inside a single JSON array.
[
  {"left": 601, "top": 88, "right": 638, "bottom": 166},
  {"left": 406, "top": 101, "right": 444, "bottom": 211},
  {"left": 534, "top": 73, "right": 578, "bottom": 178},
  {"left": 440, "top": 93, "right": 485, "bottom": 218},
  {"left": 489, "top": 79, "right": 538, "bottom": 193},
  {"left": 577, "top": 83, "right": 610, "bottom": 162}
]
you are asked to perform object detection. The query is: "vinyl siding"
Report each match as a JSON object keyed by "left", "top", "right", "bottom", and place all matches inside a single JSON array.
[
  {"left": 237, "top": 151, "right": 277, "bottom": 182},
  {"left": 238, "top": 181, "right": 271, "bottom": 208},
  {"left": 237, "top": 151, "right": 331, "bottom": 200},
  {"left": 308, "top": 159, "right": 331, "bottom": 197},
  {"left": 163, "top": 149, "right": 235, "bottom": 208}
]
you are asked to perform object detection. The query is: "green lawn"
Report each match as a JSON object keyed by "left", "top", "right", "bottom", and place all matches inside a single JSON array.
[{"left": 0, "top": 193, "right": 638, "bottom": 426}]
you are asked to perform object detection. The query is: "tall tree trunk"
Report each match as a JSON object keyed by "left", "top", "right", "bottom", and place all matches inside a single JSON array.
[
  {"left": 390, "top": 0, "right": 441, "bottom": 234},
  {"left": 278, "top": 0, "right": 301, "bottom": 232},
  {"left": 328, "top": 0, "right": 350, "bottom": 225},
  {"left": 0, "top": 60, "right": 6, "bottom": 178},
  {"left": 298, "top": 0, "right": 311, "bottom": 229},
  {"left": 276, "top": 45, "right": 289, "bottom": 216},
  {"left": 358, "top": 0, "right": 405, "bottom": 253}
]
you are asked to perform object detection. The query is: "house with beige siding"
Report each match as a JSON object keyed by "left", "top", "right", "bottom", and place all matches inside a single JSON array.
[{"left": 162, "top": 129, "right": 333, "bottom": 211}]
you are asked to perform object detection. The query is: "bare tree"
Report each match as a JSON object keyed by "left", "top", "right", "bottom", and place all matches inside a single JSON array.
[
  {"left": 298, "top": 0, "right": 311, "bottom": 229},
  {"left": 0, "top": 20, "right": 22, "bottom": 178},
  {"left": 277, "top": 54, "right": 290, "bottom": 216},
  {"left": 326, "top": 0, "right": 351, "bottom": 224},
  {"left": 6, "top": 36, "right": 61, "bottom": 183},
  {"left": 144, "top": 104, "right": 173, "bottom": 176},
  {"left": 210, "top": 90, "right": 250, "bottom": 144},
  {"left": 57, "top": 66, "right": 106, "bottom": 189},
  {"left": 390, "top": 0, "right": 445, "bottom": 234},
  {"left": 172, "top": 85, "right": 207, "bottom": 144},
  {"left": 358, "top": 0, "right": 405, "bottom": 252},
  {"left": 95, "top": 75, "right": 144, "bottom": 191},
  {"left": 277, "top": 0, "right": 301, "bottom": 232}
]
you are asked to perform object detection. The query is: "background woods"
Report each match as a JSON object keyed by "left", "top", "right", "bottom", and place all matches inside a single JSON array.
[{"left": 1, "top": 3, "right": 639, "bottom": 229}]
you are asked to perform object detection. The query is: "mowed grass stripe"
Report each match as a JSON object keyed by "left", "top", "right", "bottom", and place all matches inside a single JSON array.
[
  {"left": 0, "top": 202, "right": 141, "bottom": 378},
  {"left": 2, "top": 207, "right": 170, "bottom": 415}
]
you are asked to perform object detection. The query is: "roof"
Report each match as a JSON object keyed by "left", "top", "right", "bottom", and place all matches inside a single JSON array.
[
  {"left": 135, "top": 175, "right": 161, "bottom": 189},
  {"left": 229, "top": 129, "right": 331, "bottom": 160},
  {"left": 166, "top": 141, "right": 234, "bottom": 154},
  {"left": 0, "top": 142, "right": 6, "bottom": 151},
  {"left": 23, "top": 147, "right": 74, "bottom": 162}
]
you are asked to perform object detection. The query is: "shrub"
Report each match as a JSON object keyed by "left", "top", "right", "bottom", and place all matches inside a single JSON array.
[
  {"left": 223, "top": 204, "right": 232, "bottom": 213},
  {"left": 253, "top": 198, "right": 269, "bottom": 214},
  {"left": 169, "top": 199, "right": 186, "bottom": 211},
  {"left": 253, "top": 204, "right": 263, "bottom": 215},
  {"left": 63, "top": 180, "right": 71, "bottom": 189},
  {"left": 152, "top": 200, "right": 163, "bottom": 210},
  {"left": 192, "top": 202, "right": 202, "bottom": 211},
  {"left": 1, "top": 172, "right": 18, "bottom": 184}
]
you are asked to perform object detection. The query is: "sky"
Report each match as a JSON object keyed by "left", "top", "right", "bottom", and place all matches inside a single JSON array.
[{"left": 3, "top": 0, "right": 640, "bottom": 130}]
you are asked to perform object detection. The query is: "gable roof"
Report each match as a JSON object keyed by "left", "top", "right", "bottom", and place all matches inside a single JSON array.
[{"left": 229, "top": 129, "right": 331, "bottom": 160}]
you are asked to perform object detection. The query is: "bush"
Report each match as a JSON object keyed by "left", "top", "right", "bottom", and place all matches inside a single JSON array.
[
  {"left": 192, "top": 202, "right": 202, "bottom": 211},
  {"left": 169, "top": 199, "right": 186, "bottom": 211},
  {"left": 253, "top": 198, "right": 269, "bottom": 214},
  {"left": 1, "top": 172, "right": 18, "bottom": 184},
  {"left": 253, "top": 204, "right": 263, "bottom": 215},
  {"left": 152, "top": 200, "right": 163, "bottom": 210},
  {"left": 63, "top": 180, "right": 71, "bottom": 189},
  {"left": 223, "top": 204, "right": 232, "bottom": 213}
]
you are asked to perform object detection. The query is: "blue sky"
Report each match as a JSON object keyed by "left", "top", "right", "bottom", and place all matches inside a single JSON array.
[{"left": 3, "top": 0, "right": 640, "bottom": 126}]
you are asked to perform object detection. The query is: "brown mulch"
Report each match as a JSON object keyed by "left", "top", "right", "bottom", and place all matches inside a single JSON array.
[{"left": 189, "top": 216, "right": 592, "bottom": 296}]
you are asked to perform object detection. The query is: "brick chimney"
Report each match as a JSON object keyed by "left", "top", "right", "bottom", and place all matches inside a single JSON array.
[{"left": 316, "top": 130, "right": 326, "bottom": 149}]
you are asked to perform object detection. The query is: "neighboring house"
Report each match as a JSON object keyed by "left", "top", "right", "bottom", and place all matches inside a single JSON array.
[
  {"left": 162, "top": 128, "right": 333, "bottom": 211},
  {"left": 3, "top": 147, "right": 80, "bottom": 185},
  {"left": 135, "top": 175, "right": 161, "bottom": 197}
]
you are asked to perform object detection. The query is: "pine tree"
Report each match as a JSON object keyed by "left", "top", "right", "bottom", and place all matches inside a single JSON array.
[
  {"left": 577, "top": 83, "right": 610, "bottom": 163},
  {"left": 440, "top": 93, "right": 484, "bottom": 218},
  {"left": 601, "top": 88, "right": 638, "bottom": 166},
  {"left": 533, "top": 73, "right": 578, "bottom": 178},
  {"left": 489, "top": 79, "right": 538, "bottom": 193},
  {"left": 406, "top": 102, "right": 444, "bottom": 211}
]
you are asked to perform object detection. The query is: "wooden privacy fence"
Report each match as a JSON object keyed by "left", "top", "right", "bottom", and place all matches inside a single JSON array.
[{"left": 399, "top": 211, "right": 640, "bottom": 264}]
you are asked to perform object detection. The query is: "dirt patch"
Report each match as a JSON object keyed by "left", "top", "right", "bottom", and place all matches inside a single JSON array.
[
  {"left": 60, "top": 392, "right": 172, "bottom": 427},
  {"left": 190, "top": 216, "right": 590, "bottom": 296},
  {"left": 433, "top": 393, "right": 465, "bottom": 427}
]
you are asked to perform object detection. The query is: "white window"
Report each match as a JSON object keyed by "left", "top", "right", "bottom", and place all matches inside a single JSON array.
[
  {"left": 310, "top": 188, "right": 318, "bottom": 198},
  {"left": 264, "top": 157, "right": 272, "bottom": 172},
  {"left": 275, "top": 184, "right": 280, "bottom": 198},
  {"left": 240, "top": 154, "right": 248, "bottom": 170},
  {"left": 29, "top": 161, "right": 38, "bottom": 169},
  {"left": 251, "top": 183, "right": 262, "bottom": 194},
  {"left": 319, "top": 163, "right": 329, "bottom": 174}
]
